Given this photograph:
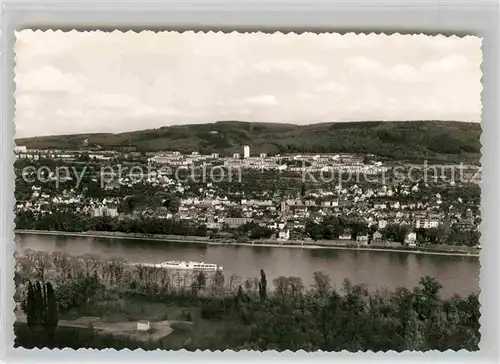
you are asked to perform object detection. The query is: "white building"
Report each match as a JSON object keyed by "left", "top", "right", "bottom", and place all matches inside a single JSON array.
[
  {"left": 278, "top": 229, "right": 290, "bottom": 241},
  {"left": 356, "top": 235, "right": 369, "bottom": 244},
  {"left": 243, "top": 145, "right": 250, "bottom": 159},
  {"left": 14, "top": 145, "right": 27, "bottom": 153},
  {"left": 224, "top": 217, "right": 251, "bottom": 228},
  {"left": 137, "top": 320, "right": 151, "bottom": 331},
  {"left": 405, "top": 232, "right": 417, "bottom": 246},
  {"left": 415, "top": 219, "right": 440, "bottom": 229},
  {"left": 339, "top": 232, "right": 352, "bottom": 240},
  {"left": 206, "top": 221, "right": 221, "bottom": 230},
  {"left": 378, "top": 220, "right": 388, "bottom": 229},
  {"left": 91, "top": 205, "right": 118, "bottom": 218}
]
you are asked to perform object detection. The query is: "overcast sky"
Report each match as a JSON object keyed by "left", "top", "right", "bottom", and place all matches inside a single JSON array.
[{"left": 14, "top": 31, "right": 482, "bottom": 137}]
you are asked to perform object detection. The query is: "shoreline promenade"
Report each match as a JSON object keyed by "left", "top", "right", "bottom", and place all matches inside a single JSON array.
[{"left": 15, "top": 229, "right": 480, "bottom": 258}]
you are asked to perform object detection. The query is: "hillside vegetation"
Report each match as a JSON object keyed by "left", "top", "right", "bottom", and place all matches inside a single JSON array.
[{"left": 16, "top": 120, "right": 482, "bottom": 163}]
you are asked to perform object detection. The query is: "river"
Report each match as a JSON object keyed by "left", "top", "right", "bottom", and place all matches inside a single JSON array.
[{"left": 15, "top": 233, "right": 480, "bottom": 298}]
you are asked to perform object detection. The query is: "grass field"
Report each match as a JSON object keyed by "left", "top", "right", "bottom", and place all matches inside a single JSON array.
[{"left": 14, "top": 294, "right": 229, "bottom": 350}]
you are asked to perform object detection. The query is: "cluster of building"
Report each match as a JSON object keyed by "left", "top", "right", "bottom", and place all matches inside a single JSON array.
[
  {"left": 174, "top": 186, "right": 477, "bottom": 244},
  {"left": 147, "top": 145, "right": 390, "bottom": 174},
  {"left": 16, "top": 186, "right": 120, "bottom": 218},
  {"left": 14, "top": 144, "right": 480, "bottom": 246},
  {"left": 14, "top": 144, "right": 387, "bottom": 175},
  {"left": 14, "top": 145, "right": 119, "bottom": 161}
]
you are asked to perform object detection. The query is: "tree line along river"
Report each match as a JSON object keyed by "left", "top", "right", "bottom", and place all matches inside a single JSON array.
[{"left": 14, "top": 232, "right": 480, "bottom": 298}]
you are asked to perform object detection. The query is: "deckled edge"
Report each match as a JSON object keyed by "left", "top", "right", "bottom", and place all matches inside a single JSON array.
[
  {"left": 477, "top": 35, "right": 485, "bottom": 351},
  {"left": 15, "top": 28, "right": 482, "bottom": 39},
  {"left": 2, "top": 16, "right": 17, "bottom": 362},
  {"left": 8, "top": 29, "right": 483, "bottom": 356},
  {"left": 6, "top": 25, "right": 18, "bottom": 361}
]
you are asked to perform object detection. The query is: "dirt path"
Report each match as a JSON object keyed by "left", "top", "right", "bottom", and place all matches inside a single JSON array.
[{"left": 15, "top": 312, "right": 178, "bottom": 342}]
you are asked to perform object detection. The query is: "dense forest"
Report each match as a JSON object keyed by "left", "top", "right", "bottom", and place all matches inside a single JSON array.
[
  {"left": 15, "top": 250, "right": 480, "bottom": 351},
  {"left": 16, "top": 120, "right": 481, "bottom": 163}
]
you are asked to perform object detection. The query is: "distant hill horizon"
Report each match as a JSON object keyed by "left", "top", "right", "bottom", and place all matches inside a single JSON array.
[
  {"left": 15, "top": 119, "right": 481, "bottom": 139},
  {"left": 15, "top": 120, "right": 482, "bottom": 164}
]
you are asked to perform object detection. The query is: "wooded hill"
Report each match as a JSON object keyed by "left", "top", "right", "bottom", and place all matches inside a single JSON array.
[{"left": 16, "top": 120, "right": 481, "bottom": 163}]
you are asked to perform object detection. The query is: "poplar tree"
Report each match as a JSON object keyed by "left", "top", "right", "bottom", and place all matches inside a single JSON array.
[
  {"left": 34, "top": 281, "right": 44, "bottom": 326},
  {"left": 25, "top": 282, "right": 36, "bottom": 331},
  {"left": 23, "top": 280, "right": 59, "bottom": 346},
  {"left": 45, "top": 282, "right": 59, "bottom": 344}
]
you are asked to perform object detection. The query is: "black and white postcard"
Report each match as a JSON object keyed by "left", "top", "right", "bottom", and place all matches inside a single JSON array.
[{"left": 12, "top": 30, "right": 482, "bottom": 352}]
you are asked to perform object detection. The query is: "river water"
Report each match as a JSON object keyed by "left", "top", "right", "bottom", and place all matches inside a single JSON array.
[{"left": 15, "top": 233, "right": 480, "bottom": 298}]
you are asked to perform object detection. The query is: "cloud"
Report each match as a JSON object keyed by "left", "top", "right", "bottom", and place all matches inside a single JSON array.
[
  {"left": 315, "top": 82, "right": 347, "bottom": 94},
  {"left": 13, "top": 31, "right": 482, "bottom": 137},
  {"left": 15, "top": 66, "right": 82, "bottom": 94},
  {"left": 253, "top": 59, "right": 329, "bottom": 78},
  {"left": 421, "top": 54, "right": 474, "bottom": 74},
  {"left": 387, "top": 65, "right": 419, "bottom": 83},
  {"left": 243, "top": 95, "right": 279, "bottom": 105},
  {"left": 351, "top": 54, "right": 479, "bottom": 85},
  {"left": 351, "top": 57, "right": 382, "bottom": 72}
]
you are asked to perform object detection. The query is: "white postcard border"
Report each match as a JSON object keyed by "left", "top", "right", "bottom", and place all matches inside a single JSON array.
[{"left": 1, "top": 0, "right": 499, "bottom": 362}]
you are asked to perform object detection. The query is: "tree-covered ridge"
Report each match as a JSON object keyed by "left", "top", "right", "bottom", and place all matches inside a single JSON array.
[{"left": 16, "top": 120, "right": 481, "bottom": 163}]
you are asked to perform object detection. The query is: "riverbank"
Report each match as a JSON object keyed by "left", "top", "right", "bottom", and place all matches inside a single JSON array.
[{"left": 15, "top": 229, "right": 480, "bottom": 257}]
